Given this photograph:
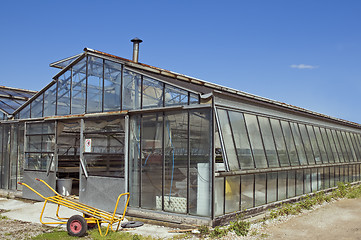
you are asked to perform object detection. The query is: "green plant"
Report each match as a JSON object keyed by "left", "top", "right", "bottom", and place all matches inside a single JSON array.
[
  {"left": 198, "top": 225, "right": 210, "bottom": 235},
  {"left": 209, "top": 226, "right": 228, "bottom": 238},
  {"left": 228, "top": 218, "right": 250, "bottom": 236}
]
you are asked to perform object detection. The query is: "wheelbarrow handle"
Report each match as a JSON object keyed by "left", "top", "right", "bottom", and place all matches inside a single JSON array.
[{"left": 18, "top": 181, "right": 46, "bottom": 200}]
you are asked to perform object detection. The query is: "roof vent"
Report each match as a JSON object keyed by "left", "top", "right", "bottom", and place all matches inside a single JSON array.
[{"left": 131, "top": 38, "right": 143, "bottom": 63}]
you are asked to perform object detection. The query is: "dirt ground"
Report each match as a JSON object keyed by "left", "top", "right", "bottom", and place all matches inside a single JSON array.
[
  {"left": 255, "top": 198, "right": 361, "bottom": 240},
  {"left": 1, "top": 198, "right": 361, "bottom": 239}
]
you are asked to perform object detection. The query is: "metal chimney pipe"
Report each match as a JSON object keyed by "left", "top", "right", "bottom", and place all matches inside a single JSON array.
[{"left": 131, "top": 38, "right": 143, "bottom": 63}]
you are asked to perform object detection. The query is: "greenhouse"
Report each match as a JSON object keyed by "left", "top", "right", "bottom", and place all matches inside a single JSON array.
[{"left": 1, "top": 40, "right": 361, "bottom": 226}]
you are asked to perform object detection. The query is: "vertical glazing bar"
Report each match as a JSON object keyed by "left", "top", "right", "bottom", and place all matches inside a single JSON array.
[
  {"left": 124, "top": 115, "right": 129, "bottom": 193},
  {"left": 162, "top": 112, "right": 165, "bottom": 211},
  {"left": 211, "top": 101, "right": 215, "bottom": 219},
  {"left": 186, "top": 110, "right": 190, "bottom": 214},
  {"left": 102, "top": 59, "right": 105, "bottom": 112},
  {"left": 120, "top": 64, "right": 123, "bottom": 111},
  {"left": 139, "top": 116, "right": 142, "bottom": 207},
  {"left": 140, "top": 76, "right": 143, "bottom": 109},
  {"left": 85, "top": 55, "right": 88, "bottom": 113},
  {"left": 54, "top": 121, "right": 58, "bottom": 173},
  {"left": 252, "top": 174, "right": 256, "bottom": 207},
  {"left": 69, "top": 67, "right": 73, "bottom": 114},
  {"left": 55, "top": 80, "right": 58, "bottom": 115},
  {"left": 41, "top": 93, "right": 45, "bottom": 118}
]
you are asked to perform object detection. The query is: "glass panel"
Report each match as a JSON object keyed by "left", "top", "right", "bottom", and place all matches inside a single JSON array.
[
  {"left": 319, "top": 168, "right": 324, "bottom": 190},
  {"left": 225, "top": 176, "right": 240, "bottom": 213},
  {"left": 330, "top": 167, "right": 335, "bottom": 187},
  {"left": 287, "top": 170, "right": 296, "bottom": 198},
  {"left": 129, "top": 115, "right": 141, "bottom": 207},
  {"left": 19, "top": 104, "right": 30, "bottom": 119},
  {"left": 189, "top": 93, "right": 199, "bottom": 104},
  {"left": 345, "top": 132, "right": 357, "bottom": 162},
  {"left": 228, "top": 111, "right": 254, "bottom": 169},
  {"left": 304, "top": 169, "right": 311, "bottom": 194},
  {"left": 307, "top": 126, "right": 322, "bottom": 164},
  {"left": 350, "top": 133, "right": 361, "bottom": 161},
  {"left": 333, "top": 130, "right": 345, "bottom": 162},
  {"left": 1, "top": 125, "right": 10, "bottom": 188},
  {"left": 334, "top": 166, "right": 340, "bottom": 184},
  {"left": 290, "top": 123, "right": 307, "bottom": 165},
  {"left": 296, "top": 170, "right": 304, "bottom": 196},
  {"left": 255, "top": 173, "right": 266, "bottom": 206},
  {"left": 72, "top": 58, "right": 86, "bottom": 114},
  {"left": 142, "top": 76, "right": 163, "bottom": 109},
  {"left": 337, "top": 131, "right": 350, "bottom": 162},
  {"left": 270, "top": 119, "right": 290, "bottom": 167},
  {"left": 164, "top": 85, "right": 188, "bottom": 106},
  {"left": 17, "top": 123, "right": 25, "bottom": 189},
  {"left": 314, "top": 127, "right": 328, "bottom": 163},
  {"left": 326, "top": 129, "right": 340, "bottom": 163},
  {"left": 299, "top": 124, "right": 314, "bottom": 164},
  {"left": 258, "top": 117, "right": 279, "bottom": 168},
  {"left": 278, "top": 171, "right": 287, "bottom": 201},
  {"left": 25, "top": 122, "right": 55, "bottom": 171},
  {"left": 215, "top": 177, "right": 224, "bottom": 216},
  {"left": 281, "top": 121, "right": 299, "bottom": 166},
  {"left": 43, "top": 83, "right": 56, "bottom": 117},
  {"left": 324, "top": 167, "right": 330, "bottom": 189},
  {"left": 84, "top": 118, "right": 125, "bottom": 177},
  {"left": 189, "top": 109, "right": 211, "bottom": 216},
  {"left": 141, "top": 114, "right": 163, "bottom": 210},
  {"left": 217, "top": 109, "right": 239, "bottom": 170},
  {"left": 244, "top": 114, "right": 267, "bottom": 168},
  {"left": 320, "top": 128, "right": 333, "bottom": 163},
  {"left": 214, "top": 124, "right": 226, "bottom": 172},
  {"left": 267, "top": 172, "right": 277, "bottom": 203},
  {"left": 164, "top": 112, "right": 188, "bottom": 213},
  {"left": 342, "top": 131, "right": 353, "bottom": 162},
  {"left": 57, "top": 70, "right": 71, "bottom": 116},
  {"left": 87, "top": 56, "right": 103, "bottom": 113},
  {"left": 311, "top": 168, "right": 318, "bottom": 192},
  {"left": 122, "top": 69, "right": 141, "bottom": 110},
  {"left": 30, "top": 94, "right": 43, "bottom": 118},
  {"left": 103, "top": 60, "right": 121, "bottom": 112},
  {"left": 241, "top": 174, "right": 254, "bottom": 210}
]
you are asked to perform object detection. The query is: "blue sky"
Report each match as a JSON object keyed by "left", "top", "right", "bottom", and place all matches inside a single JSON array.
[{"left": 1, "top": 1, "right": 360, "bottom": 123}]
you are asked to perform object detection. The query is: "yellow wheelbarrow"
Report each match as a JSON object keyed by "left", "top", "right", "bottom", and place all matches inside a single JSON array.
[{"left": 18, "top": 178, "right": 130, "bottom": 237}]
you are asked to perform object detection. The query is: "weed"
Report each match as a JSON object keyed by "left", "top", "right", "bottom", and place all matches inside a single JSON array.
[
  {"left": 198, "top": 225, "right": 210, "bottom": 235},
  {"left": 209, "top": 226, "right": 228, "bottom": 238},
  {"left": 228, "top": 217, "right": 250, "bottom": 236}
]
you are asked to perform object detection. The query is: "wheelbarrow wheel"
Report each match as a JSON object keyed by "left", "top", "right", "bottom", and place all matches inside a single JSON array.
[
  {"left": 84, "top": 214, "right": 101, "bottom": 230},
  {"left": 67, "top": 215, "right": 87, "bottom": 237}
]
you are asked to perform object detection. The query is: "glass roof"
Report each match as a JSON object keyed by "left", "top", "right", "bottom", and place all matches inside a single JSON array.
[
  {"left": 0, "top": 86, "right": 36, "bottom": 115},
  {"left": 49, "top": 53, "right": 84, "bottom": 69}
]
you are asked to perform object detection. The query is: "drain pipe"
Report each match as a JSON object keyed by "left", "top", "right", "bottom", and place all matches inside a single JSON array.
[{"left": 131, "top": 37, "right": 143, "bottom": 63}]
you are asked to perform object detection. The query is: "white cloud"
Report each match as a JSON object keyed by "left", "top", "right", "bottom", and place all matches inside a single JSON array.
[{"left": 290, "top": 64, "right": 319, "bottom": 69}]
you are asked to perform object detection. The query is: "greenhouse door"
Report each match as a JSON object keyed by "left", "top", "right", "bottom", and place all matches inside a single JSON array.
[{"left": 79, "top": 116, "right": 128, "bottom": 213}]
